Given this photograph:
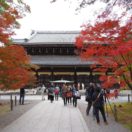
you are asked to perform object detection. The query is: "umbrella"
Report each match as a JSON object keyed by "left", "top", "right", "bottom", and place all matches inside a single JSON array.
[{"left": 50, "top": 79, "right": 74, "bottom": 84}]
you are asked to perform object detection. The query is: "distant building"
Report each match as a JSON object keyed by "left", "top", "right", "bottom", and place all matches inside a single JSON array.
[{"left": 14, "top": 31, "right": 101, "bottom": 87}]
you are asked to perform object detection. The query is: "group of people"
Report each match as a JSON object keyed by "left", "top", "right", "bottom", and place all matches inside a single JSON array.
[
  {"left": 47, "top": 85, "right": 60, "bottom": 103},
  {"left": 19, "top": 82, "right": 109, "bottom": 126},
  {"left": 85, "top": 82, "right": 108, "bottom": 125},
  {"left": 42, "top": 83, "right": 81, "bottom": 107},
  {"left": 19, "top": 82, "right": 108, "bottom": 125},
  {"left": 61, "top": 83, "right": 80, "bottom": 107}
]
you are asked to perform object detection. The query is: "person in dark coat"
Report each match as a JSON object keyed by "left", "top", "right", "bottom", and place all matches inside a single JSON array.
[
  {"left": 19, "top": 87, "right": 25, "bottom": 105},
  {"left": 48, "top": 85, "right": 54, "bottom": 103},
  {"left": 92, "top": 86, "right": 108, "bottom": 125},
  {"left": 85, "top": 83, "right": 95, "bottom": 115}
]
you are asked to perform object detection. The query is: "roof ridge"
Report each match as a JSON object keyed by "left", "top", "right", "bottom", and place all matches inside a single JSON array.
[
  {"left": 28, "top": 31, "right": 38, "bottom": 41},
  {"left": 36, "top": 30, "right": 80, "bottom": 34}
]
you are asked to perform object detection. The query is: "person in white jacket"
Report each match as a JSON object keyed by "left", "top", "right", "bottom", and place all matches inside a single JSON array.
[{"left": 41, "top": 84, "right": 46, "bottom": 100}]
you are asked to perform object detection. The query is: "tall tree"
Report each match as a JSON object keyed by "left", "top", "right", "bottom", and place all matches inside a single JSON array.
[
  {"left": 0, "top": 45, "right": 36, "bottom": 89},
  {"left": 75, "top": 13, "right": 132, "bottom": 89},
  {"left": 0, "top": 0, "right": 36, "bottom": 90},
  {"left": 0, "top": 0, "right": 30, "bottom": 45}
]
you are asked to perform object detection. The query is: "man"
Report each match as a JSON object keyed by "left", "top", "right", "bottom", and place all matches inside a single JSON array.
[
  {"left": 85, "top": 82, "right": 95, "bottom": 115},
  {"left": 19, "top": 87, "right": 25, "bottom": 105},
  {"left": 48, "top": 85, "right": 54, "bottom": 103},
  {"left": 92, "top": 86, "right": 108, "bottom": 125}
]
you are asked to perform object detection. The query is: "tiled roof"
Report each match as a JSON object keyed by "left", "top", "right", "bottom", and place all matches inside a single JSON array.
[
  {"left": 29, "top": 31, "right": 79, "bottom": 43},
  {"left": 14, "top": 31, "right": 80, "bottom": 45},
  {"left": 12, "top": 39, "right": 26, "bottom": 43},
  {"left": 31, "top": 55, "right": 96, "bottom": 66}
]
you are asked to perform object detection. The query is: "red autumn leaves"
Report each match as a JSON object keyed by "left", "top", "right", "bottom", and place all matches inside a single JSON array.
[
  {"left": 76, "top": 17, "right": 132, "bottom": 89},
  {"left": 0, "top": 0, "right": 36, "bottom": 90},
  {"left": 0, "top": 45, "right": 36, "bottom": 90}
]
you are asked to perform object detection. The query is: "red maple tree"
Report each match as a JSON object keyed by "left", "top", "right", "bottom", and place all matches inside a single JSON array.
[
  {"left": 0, "top": 0, "right": 36, "bottom": 90},
  {"left": 76, "top": 13, "right": 132, "bottom": 90}
]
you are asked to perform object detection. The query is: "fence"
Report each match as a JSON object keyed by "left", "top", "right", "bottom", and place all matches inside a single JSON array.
[
  {"left": 0, "top": 93, "right": 18, "bottom": 111},
  {"left": 105, "top": 98, "right": 132, "bottom": 123}
]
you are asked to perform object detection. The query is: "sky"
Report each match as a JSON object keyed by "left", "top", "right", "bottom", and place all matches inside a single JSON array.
[{"left": 13, "top": 0, "right": 106, "bottom": 39}]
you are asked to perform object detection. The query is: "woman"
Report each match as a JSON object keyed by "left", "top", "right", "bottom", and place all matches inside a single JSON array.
[
  {"left": 54, "top": 86, "right": 59, "bottom": 101},
  {"left": 66, "top": 85, "right": 72, "bottom": 104},
  {"left": 62, "top": 84, "right": 68, "bottom": 106},
  {"left": 41, "top": 84, "right": 46, "bottom": 101}
]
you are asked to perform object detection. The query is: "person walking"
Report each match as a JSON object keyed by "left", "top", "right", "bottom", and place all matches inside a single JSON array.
[
  {"left": 92, "top": 86, "right": 108, "bottom": 125},
  {"left": 41, "top": 84, "right": 46, "bottom": 101},
  {"left": 66, "top": 86, "right": 72, "bottom": 104},
  {"left": 54, "top": 86, "right": 60, "bottom": 101},
  {"left": 62, "top": 84, "right": 68, "bottom": 106},
  {"left": 19, "top": 86, "right": 25, "bottom": 105},
  {"left": 48, "top": 85, "right": 54, "bottom": 103},
  {"left": 85, "top": 83, "right": 95, "bottom": 115},
  {"left": 66, "top": 85, "right": 72, "bottom": 104},
  {"left": 72, "top": 84, "right": 78, "bottom": 107}
]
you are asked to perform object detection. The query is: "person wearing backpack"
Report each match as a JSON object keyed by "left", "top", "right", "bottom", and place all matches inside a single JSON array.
[
  {"left": 85, "top": 83, "right": 95, "bottom": 115},
  {"left": 72, "top": 84, "right": 78, "bottom": 107},
  {"left": 48, "top": 85, "right": 54, "bottom": 103},
  {"left": 92, "top": 86, "right": 108, "bottom": 125}
]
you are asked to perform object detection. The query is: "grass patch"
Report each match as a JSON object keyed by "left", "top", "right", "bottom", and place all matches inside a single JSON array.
[
  {"left": 0, "top": 102, "right": 10, "bottom": 116},
  {"left": 105, "top": 102, "right": 132, "bottom": 132}
]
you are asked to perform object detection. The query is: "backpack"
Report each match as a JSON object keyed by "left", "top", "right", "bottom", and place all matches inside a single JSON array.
[
  {"left": 85, "top": 94, "right": 91, "bottom": 102},
  {"left": 85, "top": 89, "right": 92, "bottom": 102},
  {"left": 48, "top": 87, "right": 54, "bottom": 95}
]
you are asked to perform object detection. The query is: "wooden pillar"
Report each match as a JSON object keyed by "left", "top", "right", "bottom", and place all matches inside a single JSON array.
[
  {"left": 114, "top": 105, "right": 118, "bottom": 121},
  {"left": 89, "top": 70, "right": 93, "bottom": 82},
  {"left": 15, "top": 95, "right": 17, "bottom": 106},
  {"left": 74, "top": 67, "right": 77, "bottom": 84},
  {"left": 51, "top": 67, "right": 54, "bottom": 81},
  {"left": 10, "top": 94, "right": 13, "bottom": 111},
  {"left": 128, "top": 94, "right": 130, "bottom": 102}
]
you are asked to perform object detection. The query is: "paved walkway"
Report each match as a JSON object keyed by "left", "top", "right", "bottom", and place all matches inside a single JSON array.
[
  {"left": 0, "top": 97, "right": 130, "bottom": 132},
  {"left": 0, "top": 100, "right": 40, "bottom": 131},
  {"left": 1, "top": 99, "right": 89, "bottom": 132}
]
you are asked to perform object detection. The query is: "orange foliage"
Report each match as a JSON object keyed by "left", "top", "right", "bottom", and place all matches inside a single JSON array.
[
  {"left": 0, "top": 45, "right": 36, "bottom": 90},
  {"left": 0, "top": 1, "right": 35, "bottom": 90}
]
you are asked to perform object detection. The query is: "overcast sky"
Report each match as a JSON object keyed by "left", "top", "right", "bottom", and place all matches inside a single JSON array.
[{"left": 13, "top": 0, "right": 107, "bottom": 38}]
